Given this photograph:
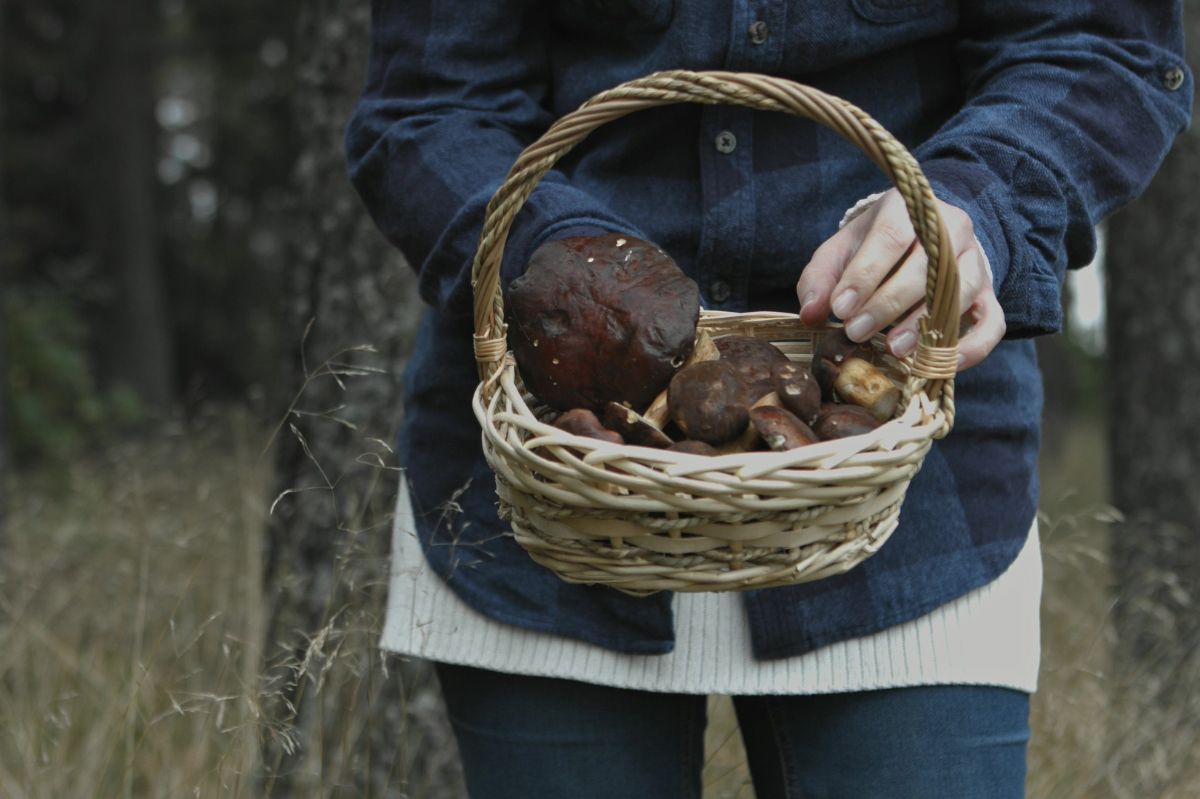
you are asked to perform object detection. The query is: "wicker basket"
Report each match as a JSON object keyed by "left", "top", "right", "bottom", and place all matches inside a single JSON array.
[{"left": 469, "top": 71, "right": 961, "bottom": 594}]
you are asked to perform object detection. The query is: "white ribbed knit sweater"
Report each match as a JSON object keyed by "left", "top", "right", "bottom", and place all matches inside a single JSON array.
[{"left": 380, "top": 479, "right": 1042, "bottom": 695}]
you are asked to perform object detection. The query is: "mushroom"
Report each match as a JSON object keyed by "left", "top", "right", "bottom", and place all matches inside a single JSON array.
[
  {"left": 667, "top": 360, "right": 749, "bottom": 445},
  {"left": 772, "top": 362, "right": 821, "bottom": 426},
  {"left": 642, "top": 329, "right": 720, "bottom": 428},
  {"left": 603, "top": 402, "right": 674, "bottom": 449},
  {"left": 705, "top": 386, "right": 784, "bottom": 456},
  {"left": 667, "top": 440, "right": 719, "bottom": 456},
  {"left": 552, "top": 408, "right": 625, "bottom": 445},
  {"left": 814, "top": 404, "right": 881, "bottom": 440},
  {"left": 813, "top": 328, "right": 873, "bottom": 402},
  {"left": 750, "top": 406, "right": 820, "bottom": 451},
  {"left": 507, "top": 234, "right": 700, "bottom": 412},
  {"left": 715, "top": 335, "right": 789, "bottom": 401},
  {"left": 833, "top": 357, "right": 901, "bottom": 421}
]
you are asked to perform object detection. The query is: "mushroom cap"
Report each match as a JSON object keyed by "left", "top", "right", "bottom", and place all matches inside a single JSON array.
[
  {"left": 813, "top": 328, "right": 873, "bottom": 401},
  {"left": 667, "top": 440, "right": 719, "bottom": 456},
  {"left": 603, "top": 402, "right": 674, "bottom": 449},
  {"left": 507, "top": 234, "right": 700, "bottom": 412},
  {"left": 552, "top": 408, "right": 625, "bottom": 445},
  {"left": 814, "top": 404, "right": 881, "bottom": 440},
  {"left": 715, "top": 335, "right": 789, "bottom": 401},
  {"left": 749, "top": 406, "right": 820, "bottom": 450},
  {"left": 772, "top": 361, "right": 821, "bottom": 426},
  {"left": 667, "top": 360, "right": 750, "bottom": 445}
]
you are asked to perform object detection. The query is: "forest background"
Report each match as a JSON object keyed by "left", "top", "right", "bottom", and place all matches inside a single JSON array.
[{"left": 3, "top": 1, "right": 1198, "bottom": 796}]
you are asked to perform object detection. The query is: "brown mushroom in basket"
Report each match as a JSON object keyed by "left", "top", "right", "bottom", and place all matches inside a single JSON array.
[
  {"left": 552, "top": 408, "right": 624, "bottom": 445},
  {"left": 642, "top": 330, "right": 720, "bottom": 428},
  {"left": 750, "top": 406, "right": 820, "bottom": 451},
  {"left": 833, "top": 358, "right": 901, "bottom": 422},
  {"left": 603, "top": 402, "right": 674, "bottom": 449},
  {"left": 812, "top": 328, "right": 873, "bottom": 402},
  {"left": 772, "top": 361, "right": 821, "bottom": 426},
  {"left": 667, "top": 360, "right": 749, "bottom": 445},
  {"left": 667, "top": 440, "right": 719, "bottom": 456},
  {"left": 715, "top": 335, "right": 789, "bottom": 402},
  {"left": 507, "top": 234, "right": 700, "bottom": 412},
  {"left": 814, "top": 404, "right": 881, "bottom": 441}
]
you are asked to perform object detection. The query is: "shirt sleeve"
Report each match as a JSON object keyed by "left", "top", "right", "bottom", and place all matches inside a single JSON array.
[
  {"left": 344, "top": 0, "right": 642, "bottom": 314},
  {"left": 913, "top": 1, "right": 1192, "bottom": 336}
]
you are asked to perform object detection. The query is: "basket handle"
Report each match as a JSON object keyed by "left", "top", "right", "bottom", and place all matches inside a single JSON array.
[{"left": 470, "top": 70, "right": 960, "bottom": 410}]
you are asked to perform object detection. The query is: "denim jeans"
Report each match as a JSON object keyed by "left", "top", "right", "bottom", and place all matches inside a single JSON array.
[{"left": 435, "top": 662, "right": 1030, "bottom": 798}]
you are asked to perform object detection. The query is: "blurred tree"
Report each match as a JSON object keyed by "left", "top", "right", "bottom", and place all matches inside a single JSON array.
[
  {"left": 89, "top": 0, "right": 174, "bottom": 408},
  {"left": 164, "top": 0, "right": 297, "bottom": 400},
  {"left": 2, "top": 0, "right": 150, "bottom": 462},
  {"left": 1106, "top": 2, "right": 1200, "bottom": 789},
  {"left": 261, "top": 3, "right": 462, "bottom": 797}
]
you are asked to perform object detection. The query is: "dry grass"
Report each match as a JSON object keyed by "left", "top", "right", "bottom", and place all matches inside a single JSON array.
[
  {"left": 0, "top": 414, "right": 266, "bottom": 798},
  {"left": 2, "top": 407, "right": 1197, "bottom": 797}
]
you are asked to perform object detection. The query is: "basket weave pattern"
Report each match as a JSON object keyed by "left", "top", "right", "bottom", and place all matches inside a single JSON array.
[{"left": 469, "top": 71, "right": 961, "bottom": 594}]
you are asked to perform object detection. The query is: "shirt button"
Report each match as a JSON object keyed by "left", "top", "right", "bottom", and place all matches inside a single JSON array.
[
  {"left": 714, "top": 130, "right": 737, "bottom": 154},
  {"left": 748, "top": 20, "right": 769, "bottom": 45},
  {"left": 1163, "top": 67, "right": 1185, "bottom": 91},
  {"left": 710, "top": 280, "right": 731, "bottom": 303}
]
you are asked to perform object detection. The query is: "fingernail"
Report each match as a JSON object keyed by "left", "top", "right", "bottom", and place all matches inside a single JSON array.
[
  {"left": 800, "top": 291, "right": 816, "bottom": 314},
  {"left": 891, "top": 330, "right": 917, "bottom": 356},
  {"left": 957, "top": 353, "right": 966, "bottom": 370},
  {"left": 845, "top": 313, "right": 874, "bottom": 341},
  {"left": 831, "top": 289, "right": 858, "bottom": 319}
]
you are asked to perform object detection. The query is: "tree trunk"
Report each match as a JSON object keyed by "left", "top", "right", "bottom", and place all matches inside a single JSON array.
[
  {"left": 1105, "top": 4, "right": 1200, "bottom": 792},
  {"left": 260, "top": 3, "right": 464, "bottom": 797},
  {"left": 0, "top": 0, "right": 8, "bottom": 488},
  {"left": 90, "top": 0, "right": 174, "bottom": 408}
]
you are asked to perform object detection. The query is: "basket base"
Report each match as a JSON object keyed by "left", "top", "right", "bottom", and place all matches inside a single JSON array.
[{"left": 509, "top": 508, "right": 902, "bottom": 596}]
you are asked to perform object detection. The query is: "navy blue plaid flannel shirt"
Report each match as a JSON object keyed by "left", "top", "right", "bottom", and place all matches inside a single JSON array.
[{"left": 346, "top": 0, "right": 1191, "bottom": 658}]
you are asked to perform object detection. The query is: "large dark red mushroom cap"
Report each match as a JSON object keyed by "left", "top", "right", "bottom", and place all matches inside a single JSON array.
[{"left": 506, "top": 234, "right": 700, "bottom": 412}]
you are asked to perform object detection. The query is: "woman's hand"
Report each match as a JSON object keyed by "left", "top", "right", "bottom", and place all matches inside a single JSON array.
[{"left": 795, "top": 189, "right": 1005, "bottom": 371}]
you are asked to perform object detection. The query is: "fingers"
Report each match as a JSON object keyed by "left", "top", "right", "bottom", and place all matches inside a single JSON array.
[
  {"left": 843, "top": 244, "right": 926, "bottom": 344},
  {"left": 828, "top": 192, "right": 915, "bottom": 324},
  {"left": 881, "top": 227, "right": 989, "bottom": 359},
  {"left": 797, "top": 190, "right": 1004, "bottom": 369},
  {"left": 957, "top": 290, "right": 1006, "bottom": 371},
  {"left": 886, "top": 284, "right": 1006, "bottom": 370},
  {"left": 795, "top": 221, "right": 862, "bottom": 326}
]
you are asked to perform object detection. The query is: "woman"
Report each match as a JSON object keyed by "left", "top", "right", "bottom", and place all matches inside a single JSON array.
[{"left": 345, "top": 2, "right": 1190, "bottom": 796}]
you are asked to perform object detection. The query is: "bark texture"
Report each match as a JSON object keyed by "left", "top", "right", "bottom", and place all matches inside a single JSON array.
[{"left": 260, "top": 3, "right": 464, "bottom": 796}]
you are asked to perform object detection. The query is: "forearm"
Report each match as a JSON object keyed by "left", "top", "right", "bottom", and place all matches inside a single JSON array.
[
  {"left": 914, "top": 0, "right": 1191, "bottom": 335},
  {"left": 344, "top": 0, "right": 639, "bottom": 312}
]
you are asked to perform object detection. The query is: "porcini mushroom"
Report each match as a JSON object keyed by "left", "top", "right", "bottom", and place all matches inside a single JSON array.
[
  {"left": 833, "top": 358, "right": 901, "bottom": 421},
  {"left": 603, "top": 402, "right": 674, "bottom": 449},
  {"left": 750, "top": 406, "right": 820, "bottom": 451},
  {"left": 552, "top": 408, "right": 625, "bottom": 445},
  {"left": 814, "top": 404, "right": 881, "bottom": 440},
  {"left": 715, "top": 335, "right": 789, "bottom": 401},
  {"left": 772, "top": 362, "right": 821, "bottom": 426},
  {"left": 507, "top": 234, "right": 700, "bottom": 412},
  {"left": 642, "top": 329, "right": 720, "bottom": 428},
  {"left": 813, "top": 328, "right": 873, "bottom": 402},
  {"left": 667, "top": 360, "right": 750, "bottom": 445},
  {"left": 667, "top": 440, "right": 719, "bottom": 456}
]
